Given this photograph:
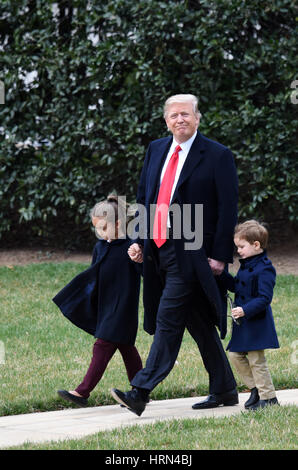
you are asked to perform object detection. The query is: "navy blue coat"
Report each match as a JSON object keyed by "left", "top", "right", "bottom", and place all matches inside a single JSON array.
[
  {"left": 136, "top": 131, "right": 238, "bottom": 339},
  {"left": 219, "top": 251, "right": 279, "bottom": 352},
  {"left": 52, "top": 238, "right": 141, "bottom": 345}
]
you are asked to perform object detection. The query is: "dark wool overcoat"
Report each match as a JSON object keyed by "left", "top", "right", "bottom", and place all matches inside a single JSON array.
[
  {"left": 219, "top": 251, "right": 280, "bottom": 352},
  {"left": 136, "top": 131, "right": 238, "bottom": 339},
  {"left": 52, "top": 238, "right": 141, "bottom": 345}
]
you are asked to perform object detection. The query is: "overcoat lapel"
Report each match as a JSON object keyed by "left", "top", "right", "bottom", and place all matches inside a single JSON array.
[
  {"left": 172, "top": 132, "right": 206, "bottom": 201},
  {"left": 147, "top": 137, "right": 172, "bottom": 203},
  {"left": 147, "top": 132, "right": 206, "bottom": 204}
]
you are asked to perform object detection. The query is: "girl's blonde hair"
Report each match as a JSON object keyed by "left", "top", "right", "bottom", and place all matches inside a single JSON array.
[
  {"left": 90, "top": 194, "right": 134, "bottom": 230},
  {"left": 234, "top": 220, "right": 269, "bottom": 249}
]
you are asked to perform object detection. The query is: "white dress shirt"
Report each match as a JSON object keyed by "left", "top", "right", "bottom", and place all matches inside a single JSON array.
[{"left": 159, "top": 130, "right": 198, "bottom": 226}]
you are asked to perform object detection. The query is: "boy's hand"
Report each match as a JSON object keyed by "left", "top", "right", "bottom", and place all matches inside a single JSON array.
[
  {"left": 128, "top": 243, "right": 143, "bottom": 263},
  {"left": 231, "top": 307, "right": 245, "bottom": 319}
]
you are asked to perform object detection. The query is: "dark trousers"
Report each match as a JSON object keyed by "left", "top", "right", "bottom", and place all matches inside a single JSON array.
[
  {"left": 76, "top": 338, "right": 143, "bottom": 398},
  {"left": 131, "top": 239, "right": 236, "bottom": 394}
]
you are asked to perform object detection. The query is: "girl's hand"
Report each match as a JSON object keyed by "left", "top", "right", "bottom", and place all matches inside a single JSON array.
[
  {"left": 128, "top": 243, "right": 143, "bottom": 263},
  {"left": 231, "top": 307, "right": 245, "bottom": 319}
]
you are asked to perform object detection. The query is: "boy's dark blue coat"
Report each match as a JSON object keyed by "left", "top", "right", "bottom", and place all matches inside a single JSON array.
[
  {"left": 52, "top": 238, "right": 141, "bottom": 345},
  {"left": 219, "top": 251, "right": 279, "bottom": 352}
]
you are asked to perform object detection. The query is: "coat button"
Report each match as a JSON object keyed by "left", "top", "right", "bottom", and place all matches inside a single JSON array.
[
  {"left": 249, "top": 267, "right": 253, "bottom": 272},
  {"left": 147, "top": 256, "right": 152, "bottom": 261},
  {"left": 241, "top": 281, "right": 246, "bottom": 286}
]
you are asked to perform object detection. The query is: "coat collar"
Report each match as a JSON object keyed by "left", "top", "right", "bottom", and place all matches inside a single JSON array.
[
  {"left": 97, "top": 237, "right": 128, "bottom": 246},
  {"left": 239, "top": 250, "right": 268, "bottom": 268}
]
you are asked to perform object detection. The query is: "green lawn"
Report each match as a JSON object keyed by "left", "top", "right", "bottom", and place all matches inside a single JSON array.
[
  {"left": 5, "top": 405, "right": 297, "bottom": 450},
  {"left": 0, "top": 262, "right": 297, "bottom": 419}
]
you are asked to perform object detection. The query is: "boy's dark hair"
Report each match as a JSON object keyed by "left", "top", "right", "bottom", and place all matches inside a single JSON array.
[{"left": 234, "top": 220, "right": 269, "bottom": 249}]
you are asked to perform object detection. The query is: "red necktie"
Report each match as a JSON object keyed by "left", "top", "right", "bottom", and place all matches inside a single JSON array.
[{"left": 153, "top": 145, "right": 182, "bottom": 247}]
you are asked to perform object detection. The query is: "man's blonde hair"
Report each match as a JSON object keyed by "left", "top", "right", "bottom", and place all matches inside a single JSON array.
[
  {"left": 234, "top": 220, "right": 269, "bottom": 249},
  {"left": 163, "top": 94, "right": 202, "bottom": 119}
]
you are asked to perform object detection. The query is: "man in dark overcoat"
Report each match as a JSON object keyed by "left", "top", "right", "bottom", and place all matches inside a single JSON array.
[{"left": 111, "top": 94, "right": 239, "bottom": 416}]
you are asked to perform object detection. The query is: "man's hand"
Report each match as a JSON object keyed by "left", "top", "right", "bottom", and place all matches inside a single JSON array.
[
  {"left": 128, "top": 243, "right": 143, "bottom": 263},
  {"left": 208, "top": 258, "right": 225, "bottom": 275}
]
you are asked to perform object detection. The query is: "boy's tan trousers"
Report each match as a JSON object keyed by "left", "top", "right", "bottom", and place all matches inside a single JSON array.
[{"left": 228, "top": 350, "right": 276, "bottom": 400}]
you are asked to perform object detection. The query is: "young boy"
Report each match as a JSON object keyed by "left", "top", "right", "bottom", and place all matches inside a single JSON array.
[{"left": 219, "top": 220, "right": 280, "bottom": 410}]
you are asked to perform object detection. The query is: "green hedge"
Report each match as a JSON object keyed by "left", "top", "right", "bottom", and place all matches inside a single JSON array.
[{"left": 0, "top": 0, "right": 297, "bottom": 248}]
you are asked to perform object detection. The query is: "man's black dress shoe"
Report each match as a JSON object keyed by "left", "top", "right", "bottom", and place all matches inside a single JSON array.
[
  {"left": 249, "top": 397, "right": 279, "bottom": 410},
  {"left": 111, "top": 388, "right": 146, "bottom": 416},
  {"left": 192, "top": 389, "right": 239, "bottom": 409},
  {"left": 57, "top": 390, "right": 88, "bottom": 407},
  {"left": 244, "top": 387, "right": 260, "bottom": 409},
  {"left": 120, "top": 396, "right": 150, "bottom": 407}
]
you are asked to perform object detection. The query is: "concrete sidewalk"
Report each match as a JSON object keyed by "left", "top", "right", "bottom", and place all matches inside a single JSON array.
[{"left": 0, "top": 389, "right": 297, "bottom": 449}]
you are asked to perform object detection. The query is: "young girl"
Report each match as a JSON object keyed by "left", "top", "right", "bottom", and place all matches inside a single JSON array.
[
  {"left": 219, "top": 220, "right": 279, "bottom": 410},
  {"left": 53, "top": 195, "right": 143, "bottom": 406}
]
